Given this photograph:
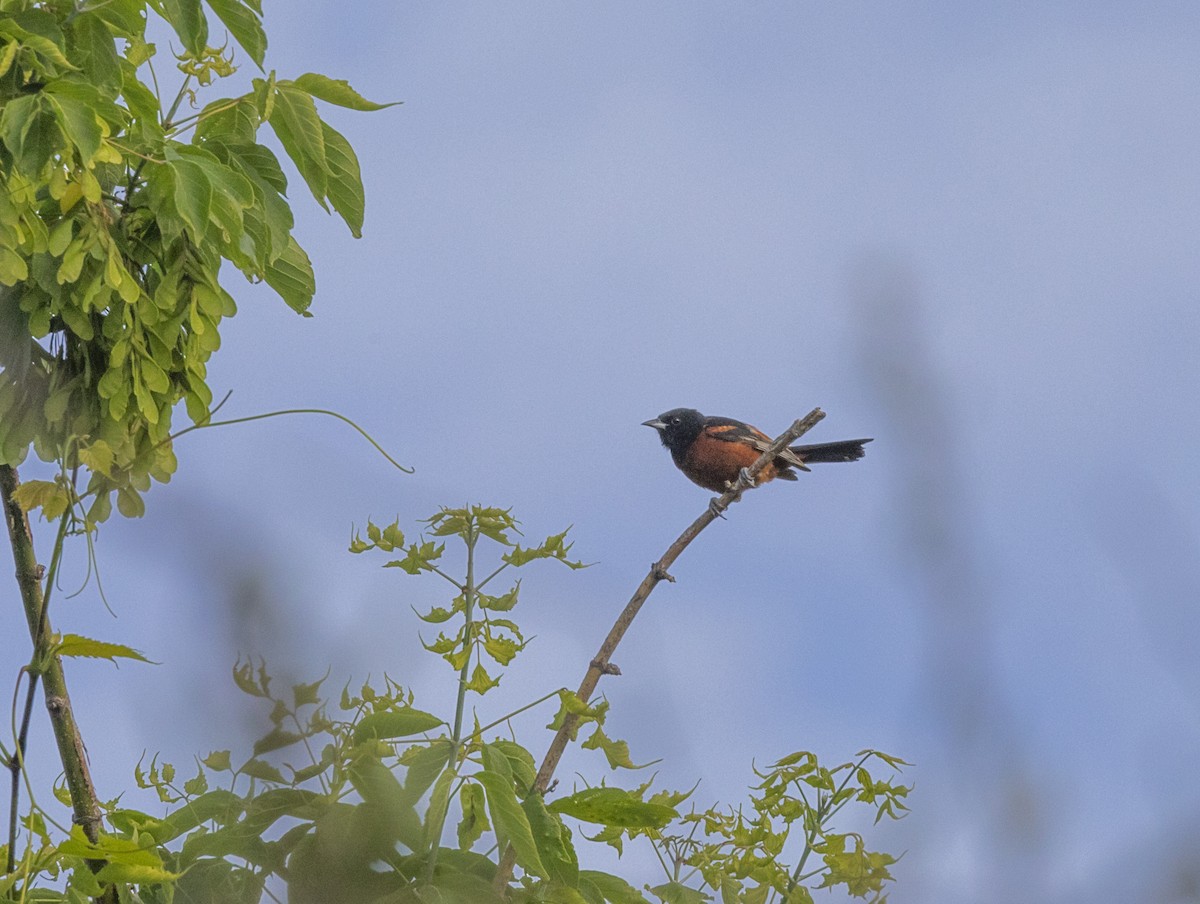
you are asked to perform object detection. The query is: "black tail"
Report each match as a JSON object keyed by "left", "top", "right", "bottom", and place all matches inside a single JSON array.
[{"left": 791, "top": 438, "right": 872, "bottom": 464}]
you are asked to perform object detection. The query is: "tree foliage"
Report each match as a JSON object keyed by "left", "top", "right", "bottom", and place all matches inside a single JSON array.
[
  {"left": 3, "top": 507, "right": 910, "bottom": 903},
  {"left": 0, "top": 4, "right": 911, "bottom": 902},
  {"left": 0, "top": 0, "right": 391, "bottom": 523}
]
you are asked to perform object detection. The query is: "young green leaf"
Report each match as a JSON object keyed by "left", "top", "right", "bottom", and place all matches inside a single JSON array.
[
  {"left": 578, "top": 870, "right": 651, "bottom": 904},
  {"left": 292, "top": 72, "right": 399, "bottom": 111},
  {"left": 353, "top": 707, "right": 444, "bottom": 744},
  {"left": 321, "top": 121, "right": 365, "bottom": 237},
  {"left": 268, "top": 83, "right": 328, "bottom": 207},
  {"left": 457, "top": 781, "right": 490, "bottom": 850},
  {"left": 54, "top": 634, "right": 154, "bottom": 666},
  {"left": 522, "top": 792, "right": 579, "bottom": 887},
  {"left": 263, "top": 234, "right": 316, "bottom": 314},
  {"left": 476, "top": 768, "right": 547, "bottom": 879},
  {"left": 547, "top": 787, "right": 677, "bottom": 829}
]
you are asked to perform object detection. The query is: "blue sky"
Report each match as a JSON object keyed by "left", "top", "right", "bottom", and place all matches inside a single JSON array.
[{"left": 5, "top": 2, "right": 1200, "bottom": 901}]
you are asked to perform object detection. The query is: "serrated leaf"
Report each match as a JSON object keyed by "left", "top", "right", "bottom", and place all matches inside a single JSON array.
[
  {"left": 465, "top": 662, "right": 500, "bottom": 695},
  {"left": 548, "top": 787, "right": 677, "bottom": 829},
  {"left": 292, "top": 676, "right": 325, "bottom": 707},
  {"left": 202, "top": 750, "right": 232, "bottom": 771},
  {"left": 582, "top": 727, "right": 645, "bottom": 771},
  {"left": 292, "top": 72, "right": 398, "bottom": 111},
  {"left": 55, "top": 633, "right": 154, "bottom": 666},
  {"left": 183, "top": 767, "right": 208, "bottom": 795},
  {"left": 10, "top": 479, "right": 69, "bottom": 520}
]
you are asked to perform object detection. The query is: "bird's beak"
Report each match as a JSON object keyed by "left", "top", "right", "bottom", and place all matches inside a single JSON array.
[{"left": 642, "top": 418, "right": 667, "bottom": 432}]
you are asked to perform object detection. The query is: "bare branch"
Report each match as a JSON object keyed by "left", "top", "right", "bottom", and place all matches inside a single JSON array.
[{"left": 493, "top": 409, "right": 826, "bottom": 892}]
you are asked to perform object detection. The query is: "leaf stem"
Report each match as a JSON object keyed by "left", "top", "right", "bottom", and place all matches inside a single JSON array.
[{"left": 159, "top": 406, "right": 414, "bottom": 474}]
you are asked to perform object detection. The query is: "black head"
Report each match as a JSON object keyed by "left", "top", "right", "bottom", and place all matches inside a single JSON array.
[{"left": 642, "top": 407, "right": 706, "bottom": 458}]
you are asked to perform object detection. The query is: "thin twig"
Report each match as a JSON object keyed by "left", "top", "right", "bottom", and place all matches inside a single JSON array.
[{"left": 492, "top": 409, "right": 826, "bottom": 892}]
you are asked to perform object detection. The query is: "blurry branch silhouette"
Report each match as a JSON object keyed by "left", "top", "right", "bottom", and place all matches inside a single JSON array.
[
  {"left": 849, "top": 255, "right": 1042, "bottom": 896},
  {"left": 493, "top": 408, "right": 827, "bottom": 892},
  {"left": 850, "top": 258, "right": 1001, "bottom": 750}
]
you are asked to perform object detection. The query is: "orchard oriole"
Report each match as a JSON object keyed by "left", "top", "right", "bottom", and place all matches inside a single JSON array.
[{"left": 643, "top": 408, "right": 870, "bottom": 493}]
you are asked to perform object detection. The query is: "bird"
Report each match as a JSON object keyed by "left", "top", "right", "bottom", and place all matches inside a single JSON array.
[{"left": 643, "top": 408, "right": 871, "bottom": 493}]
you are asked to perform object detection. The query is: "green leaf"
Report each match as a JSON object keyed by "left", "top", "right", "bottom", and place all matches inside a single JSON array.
[
  {"left": 647, "top": 882, "right": 710, "bottom": 904},
  {"left": 457, "top": 781, "right": 490, "bottom": 850},
  {"left": 45, "top": 93, "right": 104, "bottom": 161},
  {"left": 203, "top": 750, "right": 232, "bottom": 771},
  {"left": 582, "top": 727, "right": 645, "bottom": 771},
  {"left": 95, "top": 861, "right": 183, "bottom": 884},
  {"left": 268, "top": 83, "right": 327, "bottom": 207},
  {"left": 548, "top": 787, "right": 677, "bottom": 829},
  {"left": 10, "top": 479, "right": 69, "bottom": 519},
  {"left": 54, "top": 633, "right": 154, "bottom": 666},
  {"left": 489, "top": 739, "right": 537, "bottom": 793},
  {"left": 238, "top": 758, "right": 286, "bottom": 783},
  {"left": 116, "top": 485, "right": 146, "bottom": 517},
  {"left": 232, "top": 659, "right": 271, "bottom": 697},
  {"left": 58, "top": 824, "right": 165, "bottom": 867},
  {"left": 69, "top": 12, "right": 124, "bottom": 99},
  {"left": 401, "top": 740, "right": 452, "bottom": 801},
  {"left": 196, "top": 96, "right": 260, "bottom": 144},
  {"left": 0, "top": 12, "right": 75, "bottom": 72},
  {"left": 165, "top": 151, "right": 213, "bottom": 238},
  {"left": 465, "top": 662, "right": 500, "bottom": 695},
  {"left": 183, "top": 767, "right": 208, "bottom": 795},
  {"left": 0, "top": 94, "right": 60, "bottom": 175},
  {"left": 321, "top": 120, "right": 364, "bottom": 237},
  {"left": 91, "top": 0, "right": 147, "bottom": 37},
  {"left": 353, "top": 707, "right": 443, "bottom": 744},
  {"left": 170, "top": 860, "right": 264, "bottom": 904},
  {"left": 292, "top": 72, "right": 398, "bottom": 111},
  {"left": 252, "top": 726, "right": 304, "bottom": 756},
  {"left": 264, "top": 234, "right": 315, "bottom": 314},
  {"left": 205, "top": 0, "right": 266, "bottom": 67},
  {"left": 292, "top": 675, "right": 325, "bottom": 707},
  {"left": 523, "top": 792, "right": 578, "bottom": 887},
  {"left": 578, "top": 871, "right": 651, "bottom": 904},
  {"left": 160, "top": 0, "right": 208, "bottom": 55},
  {"left": 476, "top": 768, "right": 547, "bottom": 879}
]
